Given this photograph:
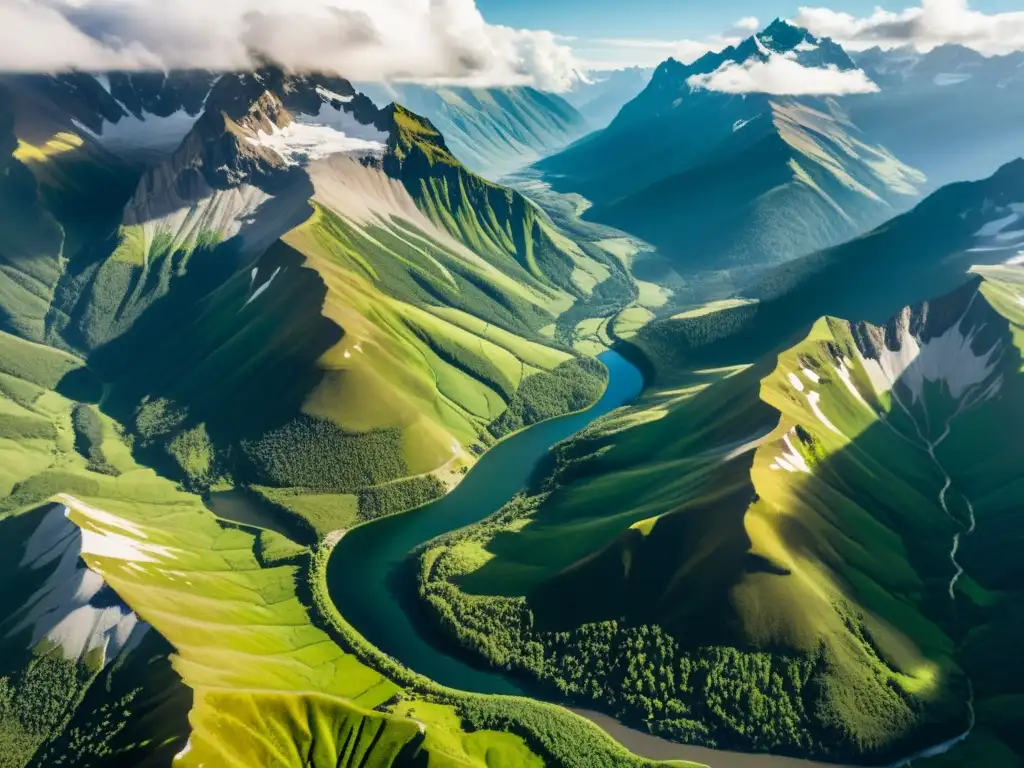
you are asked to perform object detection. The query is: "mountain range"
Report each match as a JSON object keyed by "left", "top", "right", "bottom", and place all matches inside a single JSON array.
[
  {"left": 537, "top": 20, "right": 926, "bottom": 290},
  {"left": 848, "top": 44, "right": 1024, "bottom": 189},
  {"left": 0, "top": 11, "right": 1022, "bottom": 768}
]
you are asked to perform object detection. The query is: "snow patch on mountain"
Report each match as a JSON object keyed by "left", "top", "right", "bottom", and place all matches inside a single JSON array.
[
  {"left": 771, "top": 429, "right": 811, "bottom": 473},
  {"left": 933, "top": 73, "right": 973, "bottom": 87},
  {"left": 174, "top": 739, "right": 193, "bottom": 761},
  {"left": 807, "top": 391, "right": 842, "bottom": 435},
  {"left": 858, "top": 299, "right": 1004, "bottom": 406},
  {"left": 970, "top": 203, "right": 1024, "bottom": 256},
  {"left": 974, "top": 204, "right": 1024, "bottom": 238},
  {"left": 68, "top": 497, "right": 180, "bottom": 563},
  {"left": 7, "top": 504, "right": 149, "bottom": 667},
  {"left": 246, "top": 120, "right": 387, "bottom": 166},
  {"left": 244, "top": 266, "right": 282, "bottom": 307},
  {"left": 833, "top": 358, "right": 872, "bottom": 411},
  {"left": 315, "top": 85, "right": 353, "bottom": 104}
]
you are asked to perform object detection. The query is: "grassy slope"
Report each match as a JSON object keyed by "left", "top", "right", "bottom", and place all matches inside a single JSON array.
[
  {"left": 419, "top": 272, "right": 1024, "bottom": 763},
  {"left": 0, "top": 101, "right": 140, "bottom": 347},
  {"left": 386, "top": 105, "right": 611, "bottom": 302},
  {"left": 87, "top": 194, "right": 602, "bottom": 531},
  {"left": 0, "top": 84, "right": 677, "bottom": 767},
  {"left": 31, "top": 99, "right": 620, "bottom": 535},
  {"left": 0, "top": 331, "right": 677, "bottom": 768}
]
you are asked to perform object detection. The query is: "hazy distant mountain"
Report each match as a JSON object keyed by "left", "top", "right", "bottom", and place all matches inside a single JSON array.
[
  {"left": 561, "top": 66, "right": 653, "bottom": 128},
  {"left": 538, "top": 20, "right": 923, "bottom": 287},
  {"left": 854, "top": 44, "right": 1024, "bottom": 91},
  {"left": 356, "top": 82, "right": 589, "bottom": 178},
  {"left": 848, "top": 44, "right": 1024, "bottom": 188}
]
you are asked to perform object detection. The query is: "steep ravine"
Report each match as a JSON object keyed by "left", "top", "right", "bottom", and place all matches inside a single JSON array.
[{"left": 885, "top": 393, "right": 979, "bottom": 766}]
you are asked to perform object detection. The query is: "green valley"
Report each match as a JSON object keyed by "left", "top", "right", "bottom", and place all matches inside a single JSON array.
[
  {"left": 418, "top": 267, "right": 1024, "bottom": 766},
  {"left": 0, "top": 69, "right": 669, "bottom": 768},
  {"left": 0, "top": 4, "right": 1023, "bottom": 767},
  {"left": 409, "top": 160, "right": 1024, "bottom": 766}
]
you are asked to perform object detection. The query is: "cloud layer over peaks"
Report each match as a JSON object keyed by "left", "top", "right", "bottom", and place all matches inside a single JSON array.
[
  {"left": 687, "top": 55, "right": 879, "bottom": 96},
  {"left": 0, "top": 0, "right": 582, "bottom": 91},
  {"left": 687, "top": 44, "right": 879, "bottom": 96},
  {"left": 795, "top": 0, "right": 1024, "bottom": 56}
]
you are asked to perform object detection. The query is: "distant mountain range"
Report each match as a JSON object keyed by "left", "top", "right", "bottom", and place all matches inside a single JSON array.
[
  {"left": 356, "top": 82, "right": 591, "bottom": 178},
  {"left": 848, "top": 44, "right": 1024, "bottom": 188},
  {"left": 538, "top": 20, "right": 925, "bottom": 288},
  {"left": 562, "top": 67, "right": 653, "bottom": 128}
]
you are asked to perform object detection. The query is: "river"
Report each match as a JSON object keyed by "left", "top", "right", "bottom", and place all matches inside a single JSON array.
[
  {"left": 325, "top": 350, "right": 643, "bottom": 696},
  {"left": 321, "top": 349, "right": 867, "bottom": 768}
]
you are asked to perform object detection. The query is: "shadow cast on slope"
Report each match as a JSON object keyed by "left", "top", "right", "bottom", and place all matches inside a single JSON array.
[{"left": 469, "top": 278, "right": 1022, "bottom": 764}]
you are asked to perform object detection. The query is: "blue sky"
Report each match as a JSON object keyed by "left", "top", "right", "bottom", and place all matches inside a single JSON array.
[
  {"left": 477, "top": 0, "right": 1018, "bottom": 37},
  {"left": 476, "top": 0, "right": 1024, "bottom": 69}
]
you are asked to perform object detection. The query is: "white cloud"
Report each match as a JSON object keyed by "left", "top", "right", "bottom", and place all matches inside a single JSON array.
[
  {"left": 0, "top": 2, "right": 162, "bottom": 71},
  {"left": 0, "top": 0, "right": 583, "bottom": 91},
  {"left": 731, "top": 17, "right": 761, "bottom": 34},
  {"left": 687, "top": 54, "right": 880, "bottom": 96},
  {"left": 795, "top": 0, "right": 1024, "bottom": 56}
]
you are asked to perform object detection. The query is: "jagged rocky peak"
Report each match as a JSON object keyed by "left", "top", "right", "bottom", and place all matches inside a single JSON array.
[
  {"left": 754, "top": 18, "right": 857, "bottom": 70},
  {"left": 756, "top": 18, "right": 810, "bottom": 52},
  {"left": 127, "top": 68, "right": 396, "bottom": 196},
  {"left": 851, "top": 279, "right": 1008, "bottom": 407},
  {"left": 2, "top": 66, "right": 395, "bottom": 168},
  {"left": 648, "top": 17, "right": 854, "bottom": 93}
]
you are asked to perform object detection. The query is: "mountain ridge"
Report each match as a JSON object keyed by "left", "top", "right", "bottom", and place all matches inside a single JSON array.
[
  {"left": 357, "top": 81, "right": 590, "bottom": 178},
  {"left": 535, "top": 20, "right": 921, "bottom": 289}
]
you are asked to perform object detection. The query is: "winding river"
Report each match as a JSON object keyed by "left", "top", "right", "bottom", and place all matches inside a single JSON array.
[
  {"left": 326, "top": 350, "right": 643, "bottom": 696},
  {"left": 322, "top": 350, "right": 856, "bottom": 768}
]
